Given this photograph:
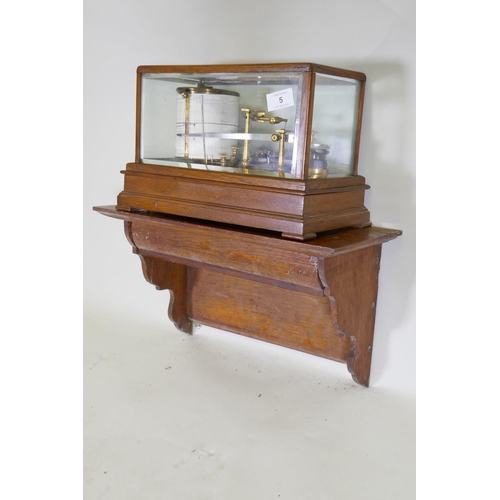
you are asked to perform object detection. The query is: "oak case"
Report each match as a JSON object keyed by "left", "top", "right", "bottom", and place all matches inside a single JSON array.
[{"left": 117, "top": 63, "right": 371, "bottom": 240}]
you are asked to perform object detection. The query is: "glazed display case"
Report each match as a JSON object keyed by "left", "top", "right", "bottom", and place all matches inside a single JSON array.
[{"left": 117, "top": 63, "right": 371, "bottom": 240}]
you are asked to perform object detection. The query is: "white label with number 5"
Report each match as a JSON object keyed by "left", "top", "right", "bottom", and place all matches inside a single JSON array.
[{"left": 266, "top": 88, "right": 294, "bottom": 112}]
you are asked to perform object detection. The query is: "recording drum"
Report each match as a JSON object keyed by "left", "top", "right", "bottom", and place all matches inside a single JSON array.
[{"left": 176, "top": 85, "right": 240, "bottom": 160}]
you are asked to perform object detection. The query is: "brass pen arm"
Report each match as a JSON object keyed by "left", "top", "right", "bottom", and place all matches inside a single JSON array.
[{"left": 250, "top": 110, "right": 287, "bottom": 125}]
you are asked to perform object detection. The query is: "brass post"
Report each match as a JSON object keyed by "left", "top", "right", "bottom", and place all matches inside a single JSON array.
[
  {"left": 181, "top": 91, "right": 190, "bottom": 159},
  {"left": 271, "top": 129, "right": 286, "bottom": 175},
  {"left": 241, "top": 108, "right": 251, "bottom": 167}
]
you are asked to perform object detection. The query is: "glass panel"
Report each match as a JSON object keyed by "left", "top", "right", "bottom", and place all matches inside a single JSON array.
[
  {"left": 140, "top": 71, "right": 304, "bottom": 179},
  {"left": 309, "top": 73, "right": 361, "bottom": 178}
]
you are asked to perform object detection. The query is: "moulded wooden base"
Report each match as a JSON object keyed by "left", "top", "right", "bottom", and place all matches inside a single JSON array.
[
  {"left": 94, "top": 205, "right": 401, "bottom": 387},
  {"left": 116, "top": 162, "right": 371, "bottom": 240}
]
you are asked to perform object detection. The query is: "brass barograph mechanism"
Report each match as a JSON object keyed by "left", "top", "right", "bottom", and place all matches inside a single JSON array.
[
  {"left": 241, "top": 108, "right": 287, "bottom": 167},
  {"left": 229, "top": 146, "right": 239, "bottom": 167}
]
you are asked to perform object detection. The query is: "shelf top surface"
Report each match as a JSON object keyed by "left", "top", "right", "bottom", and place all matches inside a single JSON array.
[{"left": 94, "top": 206, "right": 402, "bottom": 257}]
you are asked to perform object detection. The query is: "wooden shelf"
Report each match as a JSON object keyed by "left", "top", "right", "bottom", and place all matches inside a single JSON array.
[{"left": 94, "top": 205, "right": 402, "bottom": 387}]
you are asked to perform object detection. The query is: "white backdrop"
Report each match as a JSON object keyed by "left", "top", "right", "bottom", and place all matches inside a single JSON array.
[{"left": 84, "top": 0, "right": 415, "bottom": 395}]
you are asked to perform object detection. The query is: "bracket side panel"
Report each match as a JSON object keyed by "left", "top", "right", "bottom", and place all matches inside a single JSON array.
[{"left": 324, "top": 245, "right": 382, "bottom": 386}]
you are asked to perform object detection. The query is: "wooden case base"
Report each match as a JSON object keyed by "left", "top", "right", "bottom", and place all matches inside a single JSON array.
[
  {"left": 116, "top": 163, "right": 371, "bottom": 240},
  {"left": 94, "top": 206, "right": 401, "bottom": 386}
]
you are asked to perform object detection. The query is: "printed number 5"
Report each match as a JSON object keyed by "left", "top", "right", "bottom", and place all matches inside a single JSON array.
[{"left": 279, "top": 97, "right": 283, "bottom": 103}]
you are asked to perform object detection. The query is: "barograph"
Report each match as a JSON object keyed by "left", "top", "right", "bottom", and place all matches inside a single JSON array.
[{"left": 117, "top": 63, "right": 371, "bottom": 240}]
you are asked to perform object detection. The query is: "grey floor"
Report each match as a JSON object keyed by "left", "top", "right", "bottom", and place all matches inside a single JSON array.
[{"left": 83, "top": 309, "right": 415, "bottom": 500}]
